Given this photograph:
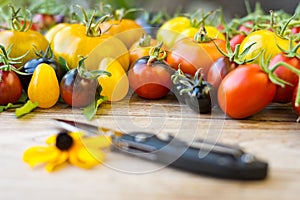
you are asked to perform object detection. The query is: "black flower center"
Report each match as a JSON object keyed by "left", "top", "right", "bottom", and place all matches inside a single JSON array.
[{"left": 56, "top": 132, "right": 74, "bottom": 151}]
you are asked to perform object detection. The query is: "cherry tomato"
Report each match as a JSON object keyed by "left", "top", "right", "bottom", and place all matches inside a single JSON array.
[
  {"left": 166, "top": 37, "right": 227, "bottom": 77},
  {"left": 98, "top": 58, "right": 129, "bottom": 102},
  {"left": 269, "top": 53, "right": 300, "bottom": 103},
  {"left": 0, "top": 70, "right": 23, "bottom": 105},
  {"left": 128, "top": 56, "right": 172, "bottom": 99},
  {"left": 129, "top": 34, "right": 167, "bottom": 66},
  {"left": 28, "top": 63, "right": 60, "bottom": 108},
  {"left": 229, "top": 34, "right": 246, "bottom": 51},
  {"left": 60, "top": 68, "right": 99, "bottom": 108},
  {"left": 218, "top": 64, "right": 276, "bottom": 119},
  {"left": 207, "top": 57, "right": 238, "bottom": 89},
  {"left": 32, "top": 13, "right": 56, "bottom": 32}
]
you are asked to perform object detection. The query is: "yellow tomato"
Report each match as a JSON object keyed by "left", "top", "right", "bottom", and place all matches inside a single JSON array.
[
  {"left": 51, "top": 23, "right": 130, "bottom": 71},
  {"left": 0, "top": 30, "right": 49, "bottom": 67},
  {"left": 239, "top": 30, "right": 299, "bottom": 64},
  {"left": 175, "top": 25, "right": 226, "bottom": 42},
  {"left": 45, "top": 23, "right": 69, "bottom": 43},
  {"left": 28, "top": 63, "right": 60, "bottom": 108},
  {"left": 156, "top": 17, "right": 191, "bottom": 48},
  {"left": 99, "top": 19, "right": 146, "bottom": 49},
  {"left": 98, "top": 57, "right": 129, "bottom": 101}
]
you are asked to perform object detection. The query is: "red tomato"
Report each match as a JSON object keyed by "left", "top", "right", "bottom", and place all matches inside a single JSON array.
[
  {"left": 229, "top": 34, "right": 246, "bottom": 51},
  {"left": 269, "top": 53, "right": 300, "bottom": 103},
  {"left": 292, "top": 83, "right": 300, "bottom": 120},
  {"left": 0, "top": 70, "right": 23, "bottom": 105},
  {"left": 218, "top": 64, "right": 276, "bottom": 119},
  {"left": 166, "top": 38, "right": 226, "bottom": 77},
  {"left": 128, "top": 56, "right": 172, "bottom": 99}
]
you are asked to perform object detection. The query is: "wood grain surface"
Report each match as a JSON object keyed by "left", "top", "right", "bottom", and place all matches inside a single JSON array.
[{"left": 0, "top": 92, "right": 299, "bottom": 200}]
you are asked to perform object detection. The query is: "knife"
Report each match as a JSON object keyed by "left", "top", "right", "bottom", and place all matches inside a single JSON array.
[{"left": 53, "top": 118, "right": 268, "bottom": 180}]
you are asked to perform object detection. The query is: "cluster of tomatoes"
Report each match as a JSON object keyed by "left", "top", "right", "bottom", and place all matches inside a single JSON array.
[{"left": 0, "top": 3, "right": 299, "bottom": 121}]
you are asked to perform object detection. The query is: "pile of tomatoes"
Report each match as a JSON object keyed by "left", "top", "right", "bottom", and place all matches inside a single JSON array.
[{"left": 0, "top": 3, "right": 299, "bottom": 121}]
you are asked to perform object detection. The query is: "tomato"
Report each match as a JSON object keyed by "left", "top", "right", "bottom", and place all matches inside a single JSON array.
[
  {"left": 128, "top": 56, "right": 172, "bottom": 99},
  {"left": 129, "top": 34, "right": 167, "bottom": 66},
  {"left": 32, "top": 13, "right": 56, "bottom": 32},
  {"left": 229, "top": 34, "right": 246, "bottom": 51},
  {"left": 166, "top": 37, "right": 227, "bottom": 77},
  {"left": 156, "top": 16, "right": 190, "bottom": 48},
  {"left": 51, "top": 23, "right": 130, "bottom": 71},
  {"left": 207, "top": 57, "right": 238, "bottom": 89},
  {"left": 28, "top": 63, "right": 60, "bottom": 108},
  {"left": 157, "top": 16, "right": 225, "bottom": 49},
  {"left": 98, "top": 57, "right": 129, "bottom": 102},
  {"left": 99, "top": 19, "right": 146, "bottom": 49},
  {"left": 60, "top": 68, "right": 99, "bottom": 108},
  {"left": 292, "top": 83, "right": 300, "bottom": 121},
  {"left": 45, "top": 23, "right": 69, "bottom": 43},
  {"left": 0, "top": 7, "right": 49, "bottom": 67},
  {"left": 0, "top": 30, "right": 49, "bottom": 68},
  {"left": 218, "top": 64, "right": 276, "bottom": 119},
  {"left": 239, "top": 30, "right": 299, "bottom": 64},
  {"left": 268, "top": 53, "right": 300, "bottom": 103},
  {"left": 0, "top": 70, "right": 23, "bottom": 105},
  {"left": 175, "top": 25, "right": 226, "bottom": 43}
]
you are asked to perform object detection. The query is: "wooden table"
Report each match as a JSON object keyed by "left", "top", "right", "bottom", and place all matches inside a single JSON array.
[{"left": 1, "top": 92, "right": 300, "bottom": 200}]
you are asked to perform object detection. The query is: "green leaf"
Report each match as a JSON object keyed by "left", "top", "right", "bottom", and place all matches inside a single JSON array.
[
  {"left": 15, "top": 100, "right": 39, "bottom": 118},
  {"left": 83, "top": 96, "right": 108, "bottom": 121},
  {"left": 0, "top": 103, "right": 20, "bottom": 113},
  {"left": 58, "top": 56, "right": 70, "bottom": 74}
]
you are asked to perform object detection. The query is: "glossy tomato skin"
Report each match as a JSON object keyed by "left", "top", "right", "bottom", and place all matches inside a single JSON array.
[
  {"left": 60, "top": 69, "right": 99, "bottom": 108},
  {"left": 166, "top": 38, "right": 226, "bottom": 77},
  {"left": 218, "top": 64, "right": 276, "bottom": 119},
  {"left": 27, "top": 63, "right": 60, "bottom": 108},
  {"left": 0, "top": 30, "right": 49, "bottom": 68},
  {"left": 269, "top": 53, "right": 300, "bottom": 103},
  {"left": 0, "top": 70, "right": 23, "bottom": 105},
  {"left": 207, "top": 57, "right": 238, "bottom": 89},
  {"left": 229, "top": 34, "right": 246, "bottom": 51},
  {"left": 128, "top": 56, "right": 172, "bottom": 99},
  {"left": 99, "top": 19, "right": 146, "bottom": 49},
  {"left": 292, "top": 84, "right": 300, "bottom": 118},
  {"left": 52, "top": 23, "right": 129, "bottom": 71}
]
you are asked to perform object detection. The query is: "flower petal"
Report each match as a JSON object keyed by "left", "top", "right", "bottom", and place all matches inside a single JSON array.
[
  {"left": 23, "top": 146, "right": 60, "bottom": 167},
  {"left": 45, "top": 151, "right": 69, "bottom": 172},
  {"left": 81, "top": 135, "right": 112, "bottom": 149},
  {"left": 69, "top": 146, "right": 105, "bottom": 169}
]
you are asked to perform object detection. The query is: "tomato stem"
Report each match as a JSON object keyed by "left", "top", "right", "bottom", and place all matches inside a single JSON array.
[
  {"left": 295, "top": 77, "right": 300, "bottom": 107},
  {"left": 147, "top": 42, "right": 167, "bottom": 65}
]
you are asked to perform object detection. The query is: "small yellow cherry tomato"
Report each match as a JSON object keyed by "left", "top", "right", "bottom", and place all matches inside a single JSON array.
[
  {"left": 98, "top": 57, "right": 129, "bottom": 102},
  {"left": 28, "top": 63, "right": 60, "bottom": 108}
]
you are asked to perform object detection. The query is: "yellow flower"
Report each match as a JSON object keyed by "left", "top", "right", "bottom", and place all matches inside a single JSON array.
[{"left": 23, "top": 132, "right": 112, "bottom": 172}]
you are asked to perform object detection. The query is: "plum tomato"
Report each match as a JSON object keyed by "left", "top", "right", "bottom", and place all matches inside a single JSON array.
[
  {"left": 218, "top": 64, "right": 276, "bottom": 119},
  {"left": 128, "top": 56, "right": 172, "bottom": 99},
  {"left": 268, "top": 53, "right": 300, "bottom": 103}
]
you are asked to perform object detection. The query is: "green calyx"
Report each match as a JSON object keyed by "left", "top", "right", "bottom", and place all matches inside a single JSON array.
[
  {"left": 0, "top": 44, "right": 28, "bottom": 75},
  {"left": 8, "top": 5, "right": 33, "bottom": 32},
  {"left": 76, "top": 5, "right": 110, "bottom": 37},
  {"left": 100, "top": 4, "right": 144, "bottom": 21},
  {"left": 34, "top": 45, "right": 54, "bottom": 60},
  {"left": 194, "top": 26, "right": 212, "bottom": 43},
  {"left": 147, "top": 42, "right": 167, "bottom": 65},
  {"left": 213, "top": 34, "right": 261, "bottom": 65},
  {"left": 260, "top": 53, "right": 300, "bottom": 89},
  {"left": 276, "top": 36, "right": 300, "bottom": 59},
  {"left": 77, "top": 56, "right": 111, "bottom": 80},
  {"left": 138, "top": 34, "right": 152, "bottom": 47}
]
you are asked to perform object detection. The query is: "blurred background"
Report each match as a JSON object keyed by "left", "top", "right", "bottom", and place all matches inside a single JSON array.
[{"left": 1, "top": 0, "right": 299, "bottom": 18}]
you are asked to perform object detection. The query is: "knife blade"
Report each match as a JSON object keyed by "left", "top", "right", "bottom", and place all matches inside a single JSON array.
[{"left": 53, "top": 118, "right": 268, "bottom": 180}]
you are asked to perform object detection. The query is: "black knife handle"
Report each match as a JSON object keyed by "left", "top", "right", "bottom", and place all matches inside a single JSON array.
[{"left": 113, "top": 132, "right": 268, "bottom": 180}]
